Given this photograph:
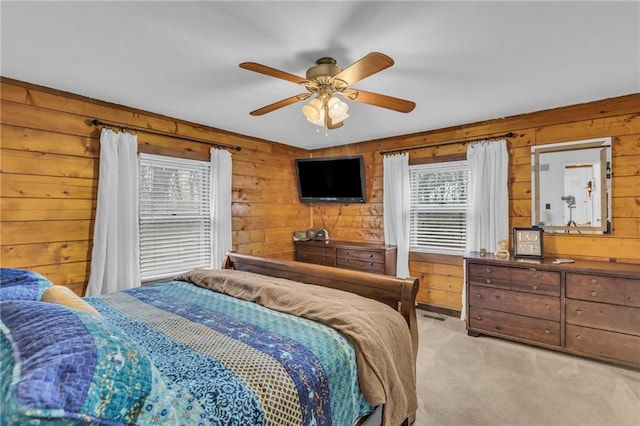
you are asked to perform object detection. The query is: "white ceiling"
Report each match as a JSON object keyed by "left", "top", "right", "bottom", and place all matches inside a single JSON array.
[{"left": 2, "top": 1, "right": 639, "bottom": 150}]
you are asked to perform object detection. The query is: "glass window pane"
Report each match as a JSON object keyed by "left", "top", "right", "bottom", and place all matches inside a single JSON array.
[
  {"left": 409, "top": 160, "right": 469, "bottom": 255},
  {"left": 138, "top": 154, "right": 212, "bottom": 280}
]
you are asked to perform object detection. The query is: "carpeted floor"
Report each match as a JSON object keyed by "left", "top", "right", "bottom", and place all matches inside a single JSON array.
[{"left": 414, "top": 311, "right": 640, "bottom": 426}]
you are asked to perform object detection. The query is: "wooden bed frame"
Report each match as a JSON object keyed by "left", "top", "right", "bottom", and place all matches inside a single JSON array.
[{"left": 224, "top": 252, "right": 420, "bottom": 425}]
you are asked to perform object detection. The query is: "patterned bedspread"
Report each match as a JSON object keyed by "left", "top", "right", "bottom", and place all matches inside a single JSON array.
[{"left": 86, "top": 280, "right": 373, "bottom": 425}]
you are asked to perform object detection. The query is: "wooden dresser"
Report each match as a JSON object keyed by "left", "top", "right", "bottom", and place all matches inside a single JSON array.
[
  {"left": 465, "top": 253, "right": 640, "bottom": 368},
  {"left": 295, "top": 240, "right": 397, "bottom": 276}
]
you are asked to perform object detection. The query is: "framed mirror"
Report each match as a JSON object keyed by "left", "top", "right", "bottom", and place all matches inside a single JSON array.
[{"left": 531, "top": 137, "right": 611, "bottom": 234}]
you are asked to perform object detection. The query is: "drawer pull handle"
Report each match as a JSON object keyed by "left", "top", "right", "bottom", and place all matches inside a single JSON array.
[
  {"left": 486, "top": 279, "right": 492, "bottom": 284},
  {"left": 475, "top": 315, "right": 483, "bottom": 321},
  {"left": 532, "top": 273, "right": 538, "bottom": 279},
  {"left": 576, "top": 309, "right": 583, "bottom": 315},
  {"left": 486, "top": 267, "right": 492, "bottom": 273},
  {"left": 476, "top": 294, "right": 482, "bottom": 299},
  {"left": 544, "top": 329, "right": 550, "bottom": 334},
  {"left": 369, "top": 254, "right": 373, "bottom": 258},
  {"left": 590, "top": 291, "right": 597, "bottom": 297},
  {"left": 590, "top": 278, "right": 597, "bottom": 284},
  {"left": 532, "top": 285, "right": 539, "bottom": 290},
  {"left": 369, "top": 262, "right": 373, "bottom": 266},
  {"left": 544, "top": 304, "right": 550, "bottom": 310},
  {"left": 345, "top": 251, "right": 350, "bottom": 255},
  {"left": 576, "top": 335, "right": 583, "bottom": 341}
]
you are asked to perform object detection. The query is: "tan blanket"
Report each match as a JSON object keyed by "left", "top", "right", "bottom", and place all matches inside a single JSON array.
[{"left": 177, "top": 268, "right": 417, "bottom": 426}]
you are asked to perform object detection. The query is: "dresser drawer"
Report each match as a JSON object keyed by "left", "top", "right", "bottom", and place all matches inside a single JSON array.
[
  {"left": 468, "top": 263, "right": 511, "bottom": 290},
  {"left": 336, "top": 257, "right": 385, "bottom": 274},
  {"left": 627, "top": 280, "right": 640, "bottom": 308},
  {"left": 510, "top": 268, "right": 560, "bottom": 296},
  {"left": 566, "top": 273, "right": 626, "bottom": 305},
  {"left": 337, "top": 248, "right": 385, "bottom": 263},
  {"left": 469, "top": 307, "right": 560, "bottom": 346},
  {"left": 468, "top": 263, "right": 511, "bottom": 280},
  {"left": 296, "top": 252, "right": 335, "bottom": 266},
  {"left": 566, "top": 299, "right": 640, "bottom": 336},
  {"left": 470, "top": 285, "right": 560, "bottom": 321},
  {"left": 296, "top": 244, "right": 336, "bottom": 256},
  {"left": 566, "top": 324, "right": 640, "bottom": 366}
]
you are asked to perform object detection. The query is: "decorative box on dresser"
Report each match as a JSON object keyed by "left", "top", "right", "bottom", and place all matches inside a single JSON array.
[
  {"left": 295, "top": 240, "right": 397, "bottom": 276},
  {"left": 465, "top": 252, "right": 640, "bottom": 369}
]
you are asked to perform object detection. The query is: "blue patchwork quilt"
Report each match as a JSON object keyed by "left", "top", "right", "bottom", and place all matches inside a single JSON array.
[
  {"left": 0, "top": 268, "right": 53, "bottom": 301},
  {"left": 1, "top": 299, "right": 180, "bottom": 425},
  {"left": 1, "top": 269, "right": 375, "bottom": 425},
  {"left": 88, "top": 281, "right": 373, "bottom": 425}
]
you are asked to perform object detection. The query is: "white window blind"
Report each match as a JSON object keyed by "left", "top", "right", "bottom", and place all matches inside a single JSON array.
[
  {"left": 139, "top": 153, "right": 212, "bottom": 281},
  {"left": 409, "top": 160, "right": 469, "bottom": 255}
]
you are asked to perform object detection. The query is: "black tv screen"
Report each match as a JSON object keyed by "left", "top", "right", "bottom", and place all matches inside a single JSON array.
[{"left": 295, "top": 155, "right": 366, "bottom": 203}]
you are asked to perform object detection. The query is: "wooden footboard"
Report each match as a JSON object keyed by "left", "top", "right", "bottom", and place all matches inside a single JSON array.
[{"left": 224, "top": 252, "right": 420, "bottom": 364}]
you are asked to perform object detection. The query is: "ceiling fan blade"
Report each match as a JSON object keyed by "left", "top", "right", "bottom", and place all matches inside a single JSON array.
[
  {"left": 348, "top": 89, "right": 416, "bottom": 113},
  {"left": 249, "top": 93, "right": 311, "bottom": 116},
  {"left": 333, "top": 52, "right": 394, "bottom": 85},
  {"left": 240, "top": 62, "right": 308, "bottom": 85}
]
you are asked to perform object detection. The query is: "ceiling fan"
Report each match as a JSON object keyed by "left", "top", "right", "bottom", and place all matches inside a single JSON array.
[{"left": 239, "top": 52, "right": 416, "bottom": 129}]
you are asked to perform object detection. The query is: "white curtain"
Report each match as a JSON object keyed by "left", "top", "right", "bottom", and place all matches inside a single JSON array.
[
  {"left": 383, "top": 153, "right": 410, "bottom": 278},
  {"left": 461, "top": 139, "right": 509, "bottom": 320},
  {"left": 211, "top": 148, "right": 233, "bottom": 269},
  {"left": 86, "top": 129, "right": 140, "bottom": 296}
]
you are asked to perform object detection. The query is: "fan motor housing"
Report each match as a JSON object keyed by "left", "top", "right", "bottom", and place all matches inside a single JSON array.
[{"left": 306, "top": 57, "right": 341, "bottom": 81}]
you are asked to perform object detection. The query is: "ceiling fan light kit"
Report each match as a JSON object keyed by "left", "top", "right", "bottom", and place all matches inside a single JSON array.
[
  {"left": 302, "top": 98, "right": 323, "bottom": 122},
  {"left": 240, "top": 52, "right": 415, "bottom": 131},
  {"left": 327, "top": 96, "right": 349, "bottom": 122},
  {"left": 302, "top": 96, "right": 349, "bottom": 126}
]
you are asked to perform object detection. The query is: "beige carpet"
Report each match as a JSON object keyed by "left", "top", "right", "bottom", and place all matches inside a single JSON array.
[{"left": 414, "top": 311, "right": 640, "bottom": 426}]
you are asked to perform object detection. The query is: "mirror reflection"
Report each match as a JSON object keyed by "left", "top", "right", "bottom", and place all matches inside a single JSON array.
[{"left": 531, "top": 137, "right": 611, "bottom": 234}]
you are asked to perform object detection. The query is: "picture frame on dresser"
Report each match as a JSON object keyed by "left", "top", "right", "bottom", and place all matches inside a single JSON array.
[{"left": 513, "top": 227, "right": 544, "bottom": 258}]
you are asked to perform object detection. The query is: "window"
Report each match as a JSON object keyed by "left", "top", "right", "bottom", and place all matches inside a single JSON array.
[
  {"left": 138, "top": 153, "right": 212, "bottom": 281},
  {"left": 409, "top": 160, "right": 469, "bottom": 255}
]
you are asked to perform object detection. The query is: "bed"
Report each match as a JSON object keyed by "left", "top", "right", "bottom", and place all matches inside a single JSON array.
[{"left": 1, "top": 253, "right": 419, "bottom": 425}]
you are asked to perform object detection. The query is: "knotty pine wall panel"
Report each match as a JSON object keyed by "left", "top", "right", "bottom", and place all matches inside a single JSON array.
[
  {"left": 1, "top": 78, "right": 309, "bottom": 295},
  {"left": 2, "top": 76, "right": 637, "bottom": 311},
  {"left": 312, "top": 93, "right": 640, "bottom": 313}
]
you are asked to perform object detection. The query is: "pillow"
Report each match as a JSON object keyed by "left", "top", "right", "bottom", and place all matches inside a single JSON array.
[
  {"left": 0, "top": 268, "right": 53, "bottom": 301},
  {"left": 41, "top": 285, "right": 103, "bottom": 319},
  {"left": 0, "top": 300, "right": 179, "bottom": 425}
]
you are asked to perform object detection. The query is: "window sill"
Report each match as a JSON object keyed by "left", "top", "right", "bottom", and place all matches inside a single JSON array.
[{"left": 409, "top": 251, "right": 464, "bottom": 265}]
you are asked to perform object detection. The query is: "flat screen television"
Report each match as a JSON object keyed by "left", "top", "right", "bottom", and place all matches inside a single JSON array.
[{"left": 295, "top": 155, "right": 366, "bottom": 203}]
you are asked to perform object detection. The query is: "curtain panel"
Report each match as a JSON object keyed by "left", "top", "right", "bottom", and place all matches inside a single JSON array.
[
  {"left": 461, "top": 140, "right": 509, "bottom": 320},
  {"left": 86, "top": 129, "right": 140, "bottom": 296},
  {"left": 211, "top": 148, "right": 233, "bottom": 269},
  {"left": 383, "top": 153, "right": 410, "bottom": 278}
]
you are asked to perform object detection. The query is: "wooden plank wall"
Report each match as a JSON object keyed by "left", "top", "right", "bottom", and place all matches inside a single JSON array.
[
  {"left": 0, "top": 78, "right": 309, "bottom": 295},
  {"left": 311, "top": 93, "right": 640, "bottom": 313},
  {"left": 1, "top": 76, "right": 638, "bottom": 311}
]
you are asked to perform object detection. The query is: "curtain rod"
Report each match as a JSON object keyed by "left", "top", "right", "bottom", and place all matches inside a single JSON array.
[
  {"left": 379, "top": 132, "right": 516, "bottom": 156},
  {"left": 89, "top": 119, "right": 242, "bottom": 152}
]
